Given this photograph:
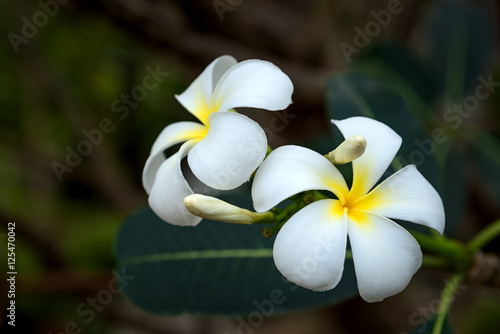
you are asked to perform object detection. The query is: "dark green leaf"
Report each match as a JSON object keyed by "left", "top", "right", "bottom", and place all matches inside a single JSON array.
[
  {"left": 423, "top": 0, "right": 495, "bottom": 100},
  {"left": 114, "top": 198, "right": 358, "bottom": 316},
  {"left": 354, "top": 42, "right": 435, "bottom": 110}
]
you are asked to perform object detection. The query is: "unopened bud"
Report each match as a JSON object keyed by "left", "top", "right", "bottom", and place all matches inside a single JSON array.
[
  {"left": 327, "top": 135, "right": 367, "bottom": 164},
  {"left": 183, "top": 194, "right": 274, "bottom": 224}
]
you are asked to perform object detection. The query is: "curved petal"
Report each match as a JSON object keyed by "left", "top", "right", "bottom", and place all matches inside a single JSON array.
[
  {"left": 148, "top": 140, "right": 202, "bottom": 226},
  {"left": 332, "top": 117, "right": 402, "bottom": 199},
  {"left": 273, "top": 199, "right": 347, "bottom": 291},
  {"left": 187, "top": 112, "right": 267, "bottom": 190},
  {"left": 211, "top": 59, "right": 294, "bottom": 113},
  {"left": 175, "top": 55, "right": 238, "bottom": 124},
  {"left": 150, "top": 121, "right": 207, "bottom": 156},
  {"left": 252, "top": 145, "right": 349, "bottom": 212},
  {"left": 142, "top": 121, "right": 207, "bottom": 193},
  {"left": 347, "top": 211, "right": 422, "bottom": 302},
  {"left": 143, "top": 153, "right": 168, "bottom": 195},
  {"left": 355, "top": 165, "right": 445, "bottom": 234}
]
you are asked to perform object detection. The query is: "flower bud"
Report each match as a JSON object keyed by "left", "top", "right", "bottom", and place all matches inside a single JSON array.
[
  {"left": 183, "top": 194, "right": 273, "bottom": 224},
  {"left": 327, "top": 135, "right": 367, "bottom": 164}
]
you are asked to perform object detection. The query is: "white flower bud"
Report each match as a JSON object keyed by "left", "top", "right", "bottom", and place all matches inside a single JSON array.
[
  {"left": 183, "top": 194, "right": 273, "bottom": 224},
  {"left": 327, "top": 135, "right": 367, "bottom": 164}
]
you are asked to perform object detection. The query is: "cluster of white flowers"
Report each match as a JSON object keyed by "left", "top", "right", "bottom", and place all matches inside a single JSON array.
[{"left": 143, "top": 55, "right": 445, "bottom": 302}]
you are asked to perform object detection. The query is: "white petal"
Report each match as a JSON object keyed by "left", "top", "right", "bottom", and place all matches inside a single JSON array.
[
  {"left": 252, "top": 145, "right": 349, "bottom": 212},
  {"left": 143, "top": 153, "right": 167, "bottom": 195},
  {"left": 187, "top": 112, "right": 267, "bottom": 190},
  {"left": 355, "top": 165, "right": 445, "bottom": 234},
  {"left": 273, "top": 199, "right": 347, "bottom": 291},
  {"left": 175, "top": 55, "right": 238, "bottom": 124},
  {"left": 142, "top": 121, "right": 207, "bottom": 193},
  {"left": 148, "top": 141, "right": 202, "bottom": 226},
  {"left": 150, "top": 121, "right": 207, "bottom": 156},
  {"left": 332, "top": 117, "right": 402, "bottom": 198},
  {"left": 347, "top": 211, "right": 422, "bottom": 302},
  {"left": 211, "top": 59, "right": 294, "bottom": 113}
]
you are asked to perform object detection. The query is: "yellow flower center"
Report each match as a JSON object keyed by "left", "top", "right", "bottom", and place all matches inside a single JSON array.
[
  {"left": 187, "top": 126, "right": 209, "bottom": 140},
  {"left": 195, "top": 95, "right": 222, "bottom": 126},
  {"left": 331, "top": 190, "right": 372, "bottom": 228},
  {"left": 195, "top": 102, "right": 213, "bottom": 125}
]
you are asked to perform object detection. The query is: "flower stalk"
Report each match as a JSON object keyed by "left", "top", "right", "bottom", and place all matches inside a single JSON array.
[
  {"left": 411, "top": 218, "right": 500, "bottom": 274},
  {"left": 409, "top": 230, "right": 468, "bottom": 270}
]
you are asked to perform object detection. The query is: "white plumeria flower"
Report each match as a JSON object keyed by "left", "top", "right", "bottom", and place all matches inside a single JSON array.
[
  {"left": 143, "top": 55, "right": 294, "bottom": 226},
  {"left": 251, "top": 116, "right": 445, "bottom": 302}
]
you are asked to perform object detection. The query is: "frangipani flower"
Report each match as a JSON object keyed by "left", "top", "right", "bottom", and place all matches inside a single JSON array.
[
  {"left": 143, "top": 55, "right": 293, "bottom": 226},
  {"left": 251, "top": 116, "right": 445, "bottom": 302}
]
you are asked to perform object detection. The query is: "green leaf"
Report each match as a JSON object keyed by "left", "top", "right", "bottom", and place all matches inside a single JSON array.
[
  {"left": 422, "top": 0, "right": 495, "bottom": 100},
  {"left": 114, "top": 198, "right": 358, "bottom": 316},
  {"left": 354, "top": 42, "right": 436, "bottom": 111}
]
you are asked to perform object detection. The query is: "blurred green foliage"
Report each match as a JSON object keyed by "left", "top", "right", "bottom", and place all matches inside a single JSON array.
[{"left": 0, "top": 1, "right": 200, "bottom": 332}]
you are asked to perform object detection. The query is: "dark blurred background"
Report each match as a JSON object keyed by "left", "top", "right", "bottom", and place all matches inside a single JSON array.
[{"left": 1, "top": 0, "right": 500, "bottom": 333}]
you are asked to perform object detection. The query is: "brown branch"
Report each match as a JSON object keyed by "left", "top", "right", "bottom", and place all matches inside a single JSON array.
[{"left": 70, "top": 0, "right": 335, "bottom": 104}]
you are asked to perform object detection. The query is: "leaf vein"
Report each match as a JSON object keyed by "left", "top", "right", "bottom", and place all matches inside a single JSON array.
[{"left": 120, "top": 248, "right": 273, "bottom": 266}]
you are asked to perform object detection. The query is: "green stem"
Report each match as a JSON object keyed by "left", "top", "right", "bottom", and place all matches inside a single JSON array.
[
  {"left": 409, "top": 230, "right": 471, "bottom": 271},
  {"left": 252, "top": 211, "right": 276, "bottom": 223},
  {"left": 273, "top": 191, "right": 326, "bottom": 222},
  {"left": 467, "top": 219, "right": 500, "bottom": 251},
  {"left": 274, "top": 201, "right": 299, "bottom": 222},
  {"left": 422, "top": 255, "right": 448, "bottom": 269},
  {"left": 311, "top": 190, "right": 329, "bottom": 201},
  {"left": 266, "top": 145, "right": 273, "bottom": 156},
  {"left": 432, "top": 273, "right": 464, "bottom": 334},
  {"left": 410, "top": 231, "right": 464, "bottom": 260}
]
